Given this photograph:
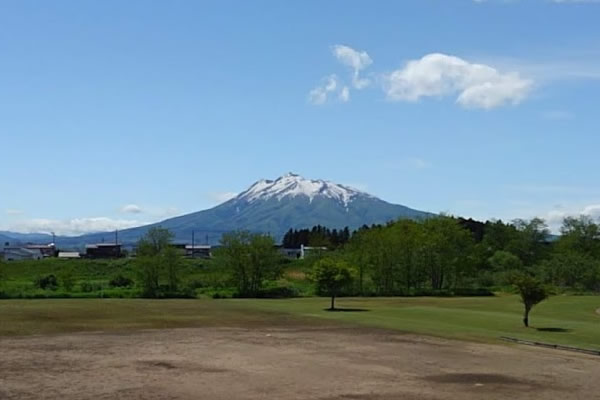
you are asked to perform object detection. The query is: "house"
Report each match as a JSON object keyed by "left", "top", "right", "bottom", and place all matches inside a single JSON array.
[
  {"left": 278, "top": 247, "right": 303, "bottom": 259},
  {"left": 24, "top": 244, "right": 56, "bottom": 258},
  {"left": 58, "top": 251, "right": 81, "bottom": 259},
  {"left": 300, "top": 244, "right": 327, "bottom": 259},
  {"left": 1, "top": 246, "right": 43, "bottom": 261},
  {"left": 276, "top": 244, "right": 328, "bottom": 260},
  {"left": 185, "top": 244, "right": 211, "bottom": 258},
  {"left": 85, "top": 243, "right": 122, "bottom": 259}
]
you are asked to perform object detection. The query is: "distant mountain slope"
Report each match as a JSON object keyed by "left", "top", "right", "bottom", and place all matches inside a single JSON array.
[{"left": 11, "top": 173, "right": 434, "bottom": 248}]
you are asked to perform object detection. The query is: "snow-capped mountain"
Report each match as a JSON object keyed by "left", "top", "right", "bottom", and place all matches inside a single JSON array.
[
  {"left": 236, "top": 173, "right": 371, "bottom": 207},
  {"left": 36, "top": 173, "right": 434, "bottom": 246}
]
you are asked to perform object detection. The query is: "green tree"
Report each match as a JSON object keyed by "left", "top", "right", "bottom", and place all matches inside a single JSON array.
[
  {"left": 422, "top": 216, "right": 474, "bottom": 290},
  {"left": 136, "top": 227, "right": 180, "bottom": 297},
  {"left": 512, "top": 274, "right": 549, "bottom": 327},
  {"left": 557, "top": 216, "right": 600, "bottom": 258},
  {"left": 488, "top": 250, "right": 523, "bottom": 285},
  {"left": 311, "top": 258, "right": 354, "bottom": 310},
  {"left": 508, "top": 218, "right": 550, "bottom": 266},
  {"left": 216, "top": 231, "right": 281, "bottom": 297}
]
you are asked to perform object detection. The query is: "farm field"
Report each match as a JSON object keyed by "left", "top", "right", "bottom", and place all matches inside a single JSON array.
[{"left": 1, "top": 297, "right": 599, "bottom": 400}]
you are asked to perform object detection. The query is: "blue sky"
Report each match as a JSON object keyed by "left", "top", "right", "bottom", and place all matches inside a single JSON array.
[{"left": 1, "top": 0, "right": 599, "bottom": 235}]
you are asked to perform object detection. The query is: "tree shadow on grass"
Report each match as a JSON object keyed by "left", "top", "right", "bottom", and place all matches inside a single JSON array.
[
  {"left": 324, "top": 308, "right": 370, "bottom": 312},
  {"left": 536, "top": 327, "right": 571, "bottom": 333}
]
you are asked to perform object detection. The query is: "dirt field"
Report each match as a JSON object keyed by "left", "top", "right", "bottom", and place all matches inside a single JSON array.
[{"left": 1, "top": 325, "right": 598, "bottom": 400}]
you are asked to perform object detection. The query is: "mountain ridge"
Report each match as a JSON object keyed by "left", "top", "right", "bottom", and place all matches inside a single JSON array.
[{"left": 3, "top": 173, "right": 434, "bottom": 248}]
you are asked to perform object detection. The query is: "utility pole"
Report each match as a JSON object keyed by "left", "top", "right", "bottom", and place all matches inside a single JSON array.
[{"left": 115, "top": 229, "right": 118, "bottom": 244}]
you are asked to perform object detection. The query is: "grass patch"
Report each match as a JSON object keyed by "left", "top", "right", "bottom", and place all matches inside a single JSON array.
[
  {"left": 1, "top": 295, "right": 599, "bottom": 351},
  {"left": 230, "top": 294, "right": 600, "bottom": 350}
]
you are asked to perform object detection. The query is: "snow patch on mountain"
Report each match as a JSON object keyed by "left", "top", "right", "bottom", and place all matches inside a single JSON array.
[{"left": 235, "top": 173, "right": 371, "bottom": 207}]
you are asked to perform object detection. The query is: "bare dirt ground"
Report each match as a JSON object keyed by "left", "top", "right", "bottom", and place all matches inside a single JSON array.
[{"left": 1, "top": 326, "right": 598, "bottom": 400}]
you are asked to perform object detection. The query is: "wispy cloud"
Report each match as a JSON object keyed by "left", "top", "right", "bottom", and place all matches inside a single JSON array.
[
  {"left": 120, "top": 204, "right": 143, "bottom": 214},
  {"left": 5, "top": 217, "right": 148, "bottom": 236},
  {"left": 308, "top": 75, "right": 342, "bottom": 105},
  {"left": 309, "top": 45, "right": 373, "bottom": 105},
  {"left": 5, "top": 209, "right": 24, "bottom": 216},
  {"left": 332, "top": 45, "right": 373, "bottom": 89}
]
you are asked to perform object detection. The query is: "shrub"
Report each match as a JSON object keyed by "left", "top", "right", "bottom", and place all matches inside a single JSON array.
[
  {"left": 109, "top": 274, "right": 134, "bottom": 288},
  {"left": 257, "top": 285, "right": 299, "bottom": 298},
  {"left": 80, "top": 281, "right": 103, "bottom": 292},
  {"left": 34, "top": 274, "right": 59, "bottom": 291}
]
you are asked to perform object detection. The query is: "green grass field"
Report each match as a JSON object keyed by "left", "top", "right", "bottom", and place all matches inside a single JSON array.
[{"left": 2, "top": 295, "right": 598, "bottom": 350}]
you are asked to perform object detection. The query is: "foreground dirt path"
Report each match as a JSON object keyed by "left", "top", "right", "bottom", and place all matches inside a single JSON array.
[{"left": 1, "top": 326, "right": 598, "bottom": 400}]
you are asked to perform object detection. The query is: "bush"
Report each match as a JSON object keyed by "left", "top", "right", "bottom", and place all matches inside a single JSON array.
[
  {"left": 80, "top": 281, "right": 103, "bottom": 292},
  {"left": 109, "top": 274, "right": 134, "bottom": 288},
  {"left": 34, "top": 274, "right": 59, "bottom": 291},
  {"left": 257, "top": 285, "right": 300, "bottom": 298}
]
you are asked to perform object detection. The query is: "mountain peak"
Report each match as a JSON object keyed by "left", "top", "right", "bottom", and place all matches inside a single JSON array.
[{"left": 235, "top": 173, "right": 370, "bottom": 206}]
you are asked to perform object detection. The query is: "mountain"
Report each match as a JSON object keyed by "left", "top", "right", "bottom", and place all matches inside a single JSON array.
[
  {"left": 10, "top": 173, "right": 434, "bottom": 248},
  {"left": 0, "top": 231, "right": 54, "bottom": 244}
]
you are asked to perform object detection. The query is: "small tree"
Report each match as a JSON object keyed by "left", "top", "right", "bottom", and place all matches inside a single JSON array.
[
  {"left": 215, "top": 231, "right": 281, "bottom": 297},
  {"left": 513, "top": 274, "right": 549, "bottom": 327},
  {"left": 311, "top": 258, "right": 354, "bottom": 310},
  {"left": 136, "top": 227, "right": 179, "bottom": 297}
]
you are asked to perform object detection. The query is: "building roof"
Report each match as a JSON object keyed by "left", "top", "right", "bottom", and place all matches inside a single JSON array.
[
  {"left": 85, "top": 243, "right": 121, "bottom": 249},
  {"left": 58, "top": 252, "right": 81, "bottom": 258},
  {"left": 185, "top": 245, "right": 211, "bottom": 250},
  {"left": 3, "top": 247, "right": 43, "bottom": 257}
]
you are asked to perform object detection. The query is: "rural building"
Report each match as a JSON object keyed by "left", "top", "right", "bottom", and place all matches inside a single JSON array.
[
  {"left": 1, "top": 246, "right": 43, "bottom": 261},
  {"left": 185, "top": 244, "right": 212, "bottom": 258},
  {"left": 278, "top": 247, "right": 302, "bottom": 259},
  {"left": 300, "top": 244, "right": 327, "bottom": 259},
  {"left": 276, "top": 244, "right": 328, "bottom": 259},
  {"left": 58, "top": 252, "right": 81, "bottom": 259},
  {"left": 85, "top": 243, "right": 122, "bottom": 259},
  {"left": 24, "top": 244, "right": 56, "bottom": 258}
]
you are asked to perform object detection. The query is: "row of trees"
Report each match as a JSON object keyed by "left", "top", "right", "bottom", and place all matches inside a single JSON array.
[
  {"left": 341, "top": 215, "right": 600, "bottom": 295},
  {"left": 282, "top": 226, "right": 352, "bottom": 249}
]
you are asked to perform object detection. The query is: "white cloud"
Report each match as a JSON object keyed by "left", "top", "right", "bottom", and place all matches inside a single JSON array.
[
  {"left": 120, "top": 204, "right": 143, "bottom": 214},
  {"left": 6, "top": 217, "right": 147, "bottom": 236},
  {"left": 541, "top": 204, "right": 600, "bottom": 233},
  {"left": 339, "top": 86, "right": 350, "bottom": 102},
  {"left": 384, "top": 53, "right": 532, "bottom": 109},
  {"left": 332, "top": 45, "right": 373, "bottom": 89},
  {"left": 207, "top": 191, "right": 238, "bottom": 204},
  {"left": 5, "top": 209, "right": 24, "bottom": 216},
  {"left": 308, "top": 74, "right": 340, "bottom": 105}
]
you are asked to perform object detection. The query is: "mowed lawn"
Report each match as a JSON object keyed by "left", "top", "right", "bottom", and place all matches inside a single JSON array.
[
  {"left": 235, "top": 295, "right": 600, "bottom": 350},
  {"left": 1, "top": 295, "right": 599, "bottom": 350}
]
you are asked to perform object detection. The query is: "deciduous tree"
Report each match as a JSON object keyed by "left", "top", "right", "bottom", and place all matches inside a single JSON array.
[
  {"left": 311, "top": 258, "right": 354, "bottom": 310},
  {"left": 513, "top": 274, "right": 549, "bottom": 327}
]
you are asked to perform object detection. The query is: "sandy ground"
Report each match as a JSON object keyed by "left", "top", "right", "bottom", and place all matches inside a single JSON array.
[{"left": 1, "top": 326, "right": 598, "bottom": 400}]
